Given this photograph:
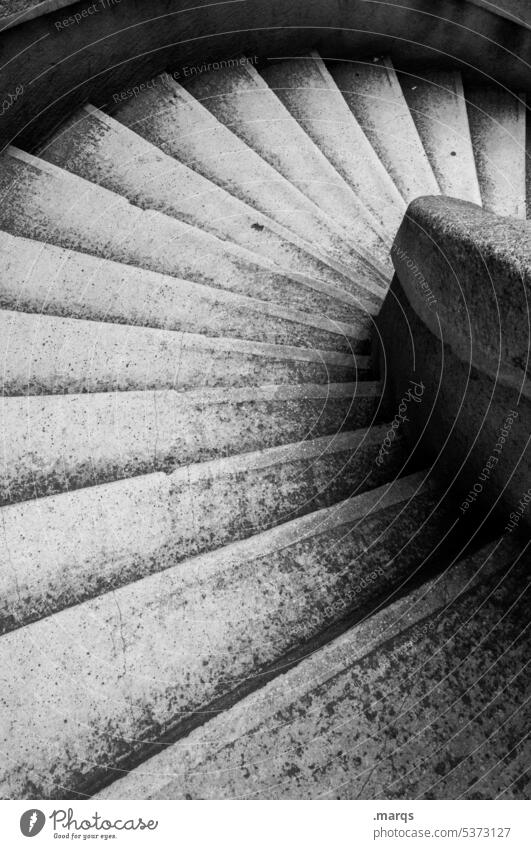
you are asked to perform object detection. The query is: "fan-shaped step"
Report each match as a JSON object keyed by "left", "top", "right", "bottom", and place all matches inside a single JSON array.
[
  {"left": 0, "top": 310, "right": 364, "bottom": 395},
  {"left": 0, "top": 472, "right": 457, "bottom": 798},
  {"left": 261, "top": 54, "right": 405, "bottom": 239},
  {"left": 110, "top": 73, "right": 386, "bottom": 293},
  {"left": 327, "top": 56, "right": 440, "bottom": 203},
  {"left": 0, "top": 233, "right": 372, "bottom": 349},
  {"left": 182, "top": 63, "right": 392, "bottom": 276},
  {"left": 1, "top": 382, "right": 382, "bottom": 504},
  {"left": 0, "top": 425, "right": 406, "bottom": 632},
  {"left": 466, "top": 86, "right": 526, "bottom": 218},
  {"left": 400, "top": 70, "right": 482, "bottom": 204},
  {"left": 0, "top": 148, "right": 383, "bottom": 310},
  {"left": 39, "top": 105, "right": 365, "bottom": 290},
  {"left": 96, "top": 536, "right": 527, "bottom": 800}
]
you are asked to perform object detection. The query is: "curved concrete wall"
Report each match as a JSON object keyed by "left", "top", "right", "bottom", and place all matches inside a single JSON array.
[{"left": 0, "top": 0, "right": 530, "bottom": 150}]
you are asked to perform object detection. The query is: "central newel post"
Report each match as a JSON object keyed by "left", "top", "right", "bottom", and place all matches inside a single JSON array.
[{"left": 375, "top": 196, "right": 531, "bottom": 534}]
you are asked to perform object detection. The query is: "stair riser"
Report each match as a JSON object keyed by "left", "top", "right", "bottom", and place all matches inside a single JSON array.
[
  {"left": 0, "top": 153, "right": 371, "bottom": 316},
  {"left": 0, "top": 312, "right": 361, "bottom": 396},
  {"left": 0, "top": 234, "right": 373, "bottom": 347},
  {"left": 0, "top": 430, "right": 404, "bottom": 633},
  {"left": 1, "top": 386, "right": 380, "bottom": 503},
  {"left": 0, "top": 479, "right": 448, "bottom": 799}
]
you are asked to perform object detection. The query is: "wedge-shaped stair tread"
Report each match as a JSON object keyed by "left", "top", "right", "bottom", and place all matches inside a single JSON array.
[
  {"left": 400, "top": 70, "right": 482, "bottom": 204},
  {"left": 0, "top": 310, "right": 363, "bottom": 395},
  {"left": 0, "top": 424, "right": 406, "bottom": 630},
  {"left": 0, "top": 233, "right": 373, "bottom": 348},
  {"left": 183, "top": 63, "right": 391, "bottom": 276},
  {"left": 0, "top": 148, "right": 381, "bottom": 312},
  {"left": 110, "top": 73, "right": 385, "bottom": 295},
  {"left": 327, "top": 56, "right": 440, "bottom": 203},
  {"left": 96, "top": 536, "right": 528, "bottom": 800},
  {"left": 0, "top": 472, "right": 455, "bottom": 798},
  {"left": 261, "top": 54, "right": 405, "bottom": 238},
  {"left": 0, "top": 382, "right": 382, "bottom": 504},
  {"left": 39, "top": 105, "right": 361, "bottom": 290},
  {"left": 466, "top": 86, "right": 526, "bottom": 218}
]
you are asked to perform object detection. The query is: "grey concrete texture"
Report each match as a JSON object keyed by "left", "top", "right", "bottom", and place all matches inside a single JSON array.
[
  {"left": 0, "top": 309, "right": 365, "bottom": 395},
  {"left": 466, "top": 85, "right": 527, "bottom": 218},
  {"left": 0, "top": 12, "right": 527, "bottom": 802},
  {"left": 399, "top": 70, "right": 482, "bottom": 204},
  {"left": 261, "top": 54, "right": 405, "bottom": 240},
  {"left": 328, "top": 56, "right": 440, "bottom": 204},
  {"left": 97, "top": 535, "right": 528, "bottom": 800},
  {"left": 0, "top": 426, "right": 406, "bottom": 633},
  {"left": 0, "top": 472, "right": 454, "bottom": 798},
  {"left": 0, "top": 382, "right": 382, "bottom": 504},
  {"left": 39, "top": 104, "right": 380, "bottom": 299},
  {"left": 183, "top": 62, "right": 392, "bottom": 277},
  {"left": 111, "top": 73, "right": 388, "bottom": 296},
  {"left": 392, "top": 195, "right": 531, "bottom": 396},
  {"left": 0, "top": 148, "right": 382, "bottom": 315},
  {"left": 0, "top": 232, "right": 373, "bottom": 352},
  {"left": 377, "top": 271, "right": 530, "bottom": 533}
]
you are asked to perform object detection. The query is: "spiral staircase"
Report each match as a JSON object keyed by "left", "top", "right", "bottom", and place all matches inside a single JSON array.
[{"left": 0, "top": 1, "right": 529, "bottom": 800}]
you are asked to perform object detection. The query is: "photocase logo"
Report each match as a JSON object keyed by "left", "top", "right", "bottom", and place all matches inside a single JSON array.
[{"left": 20, "top": 810, "right": 45, "bottom": 837}]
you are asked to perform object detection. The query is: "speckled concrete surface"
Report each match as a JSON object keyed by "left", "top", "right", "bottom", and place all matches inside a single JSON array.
[
  {"left": 0, "top": 148, "right": 383, "bottom": 312},
  {"left": 40, "top": 104, "right": 372, "bottom": 297},
  {"left": 112, "top": 73, "right": 387, "bottom": 293},
  {"left": 0, "top": 426, "right": 406, "bottom": 630},
  {"left": 0, "top": 232, "right": 373, "bottom": 347},
  {"left": 400, "top": 70, "right": 482, "bottom": 204},
  {"left": 184, "top": 64, "right": 391, "bottom": 277},
  {"left": 329, "top": 57, "right": 439, "bottom": 204},
  {"left": 0, "top": 382, "right": 382, "bottom": 503},
  {"left": 0, "top": 35, "right": 527, "bottom": 805},
  {"left": 385, "top": 198, "right": 531, "bottom": 531},
  {"left": 466, "top": 86, "right": 526, "bottom": 218},
  {"left": 392, "top": 196, "right": 531, "bottom": 395},
  {"left": 0, "top": 309, "right": 363, "bottom": 395},
  {"left": 96, "top": 536, "right": 528, "bottom": 800},
  {"left": 0, "top": 472, "right": 453, "bottom": 798},
  {"left": 261, "top": 55, "right": 405, "bottom": 240}
]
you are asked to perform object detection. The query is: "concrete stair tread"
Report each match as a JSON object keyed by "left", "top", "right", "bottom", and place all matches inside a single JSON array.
[
  {"left": 0, "top": 424, "right": 407, "bottom": 632},
  {"left": 327, "top": 56, "right": 440, "bottom": 203},
  {"left": 0, "top": 308, "right": 365, "bottom": 396},
  {"left": 400, "top": 69, "right": 483, "bottom": 204},
  {"left": 260, "top": 53, "right": 405, "bottom": 239},
  {"left": 109, "top": 73, "right": 387, "bottom": 295},
  {"left": 0, "top": 381, "right": 382, "bottom": 503},
  {"left": 466, "top": 85, "right": 526, "bottom": 218},
  {"left": 0, "top": 232, "right": 376, "bottom": 348},
  {"left": 182, "top": 63, "right": 392, "bottom": 278},
  {"left": 0, "top": 471, "right": 462, "bottom": 798},
  {"left": 39, "top": 104, "right": 369, "bottom": 291},
  {"left": 94, "top": 535, "right": 528, "bottom": 800},
  {"left": 1, "top": 147, "right": 383, "bottom": 312}
]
